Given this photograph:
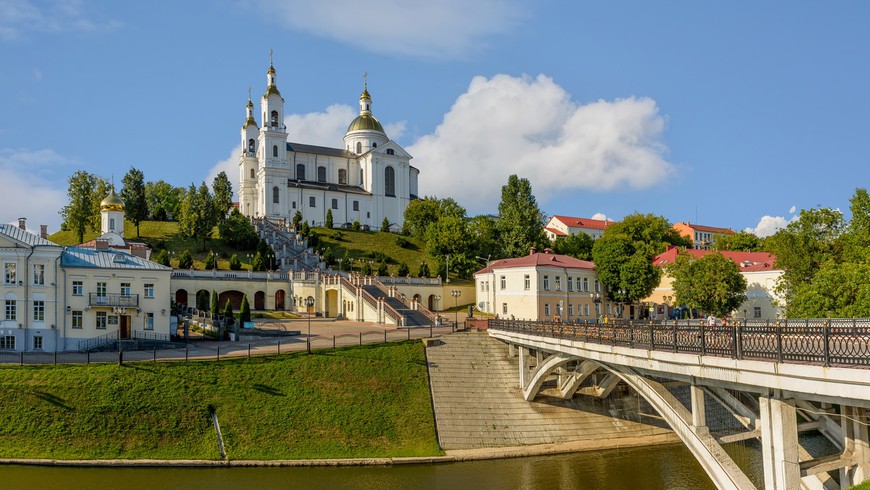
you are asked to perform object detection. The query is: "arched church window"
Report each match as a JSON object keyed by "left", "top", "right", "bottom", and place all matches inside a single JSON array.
[
  {"left": 317, "top": 166, "right": 326, "bottom": 182},
  {"left": 270, "top": 110, "right": 279, "bottom": 127},
  {"left": 296, "top": 164, "right": 305, "bottom": 180},
  {"left": 250, "top": 168, "right": 255, "bottom": 179},
  {"left": 273, "top": 186, "right": 280, "bottom": 204},
  {"left": 273, "top": 145, "right": 278, "bottom": 157},
  {"left": 384, "top": 166, "right": 395, "bottom": 197},
  {"left": 338, "top": 169, "right": 347, "bottom": 185},
  {"left": 356, "top": 142, "right": 362, "bottom": 154},
  {"left": 248, "top": 139, "right": 255, "bottom": 152},
  {"left": 372, "top": 143, "right": 377, "bottom": 148},
  {"left": 386, "top": 149, "right": 394, "bottom": 155}
]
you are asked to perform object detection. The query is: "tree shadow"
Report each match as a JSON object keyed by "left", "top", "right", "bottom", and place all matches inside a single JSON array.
[
  {"left": 33, "top": 391, "right": 75, "bottom": 411},
  {"left": 252, "top": 383, "right": 286, "bottom": 397}
]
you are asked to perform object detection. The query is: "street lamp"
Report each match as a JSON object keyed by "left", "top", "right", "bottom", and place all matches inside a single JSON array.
[
  {"left": 305, "top": 296, "right": 315, "bottom": 353},
  {"left": 337, "top": 258, "right": 343, "bottom": 272},
  {"left": 451, "top": 290, "right": 461, "bottom": 328}
]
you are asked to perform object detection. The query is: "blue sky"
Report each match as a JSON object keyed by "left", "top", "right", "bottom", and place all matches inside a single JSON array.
[{"left": 2, "top": 0, "right": 868, "bottom": 236}]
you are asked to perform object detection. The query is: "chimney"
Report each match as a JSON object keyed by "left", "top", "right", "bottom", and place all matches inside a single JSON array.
[
  {"left": 40, "top": 225, "right": 48, "bottom": 239},
  {"left": 529, "top": 246, "right": 537, "bottom": 256},
  {"left": 95, "top": 239, "right": 109, "bottom": 250},
  {"left": 544, "top": 247, "right": 553, "bottom": 254},
  {"left": 17, "top": 218, "right": 26, "bottom": 230}
]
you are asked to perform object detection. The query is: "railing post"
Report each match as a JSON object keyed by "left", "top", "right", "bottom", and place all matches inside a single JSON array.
[
  {"left": 87, "top": 350, "right": 90, "bottom": 364},
  {"left": 333, "top": 335, "right": 336, "bottom": 349},
  {"left": 700, "top": 322, "right": 706, "bottom": 356},
  {"left": 217, "top": 346, "right": 220, "bottom": 360},
  {"left": 629, "top": 321, "right": 634, "bottom": 348},
  {"left": 776, "top": 321, "right": 783, "bottom": 362},
  {"left": 732, "top": 323, "right": 739, "bottom": 359},
  {"left": 649, "top": 322, "right": 655, "bottom": 351},
  {"left": 407, "top": 328, "right": 411, "bottom": 340},
  {"left": 20, "top": 351, "right": 23, "bottom": 366},
  {"left": 672, "top": 321, "right": 678, "bottom": 353},
  {"left": 54, "top": 350, "right": 57, "bottom": 365},
  {"left": 823, "top": 320, "right": 831, "bottom": 367},
  {"left": 384, "top": 330, "right": 387, "bottom": 343},
  {"left": 277, "top": 340, "right": 280, "bottom": 355},
  {"left": 248, "top": 343, "right": 251, "bottom": 358},
  {"left": 429, "top": 324, "right": 433, "bottom": 338},
  {"left": 118, "top": 350, "right": 123, "bottom": 366},
  {"left": 185, "top": 347, "right": 188, "bottom": 361},
  {"left": 359, "top": 332, "right": 363, "bottom": 345},
  {"left": 153, "top": 348, "right": 157, "bottom": 362}
]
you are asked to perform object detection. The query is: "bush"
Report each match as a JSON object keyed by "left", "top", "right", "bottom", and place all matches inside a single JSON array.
[
  {"left": 228, "top": 253, "right": 242, "bottom": 270},
  {"left": 178, "top": 250, "right": 193, "bottom": 269},
  {"left": 361, "top": 261, "right": 373, "bottom": 276},
  {"left": 153, "top": 249, "right": 170, "bottom": 266},
  {"left": 352, "top": 220, "right": 361, "bottom": 231},
  {"left": 301, "top": 222, "right": 310, "bottom": 236},
  {"left": 210, "top": 290, "right": 219, "bottom": 316},
  {"left": 292, "top": 211, "right": 303, "bottom": 231},
  {"left": 381, "top": 217, "right": 390, "bottom": 233},
  {"left": 395, "top": 236, "right": 410, "bottom": 248},
  {"left": 218, "top": 208, "right": 259, "bottom": 250},
  {"left": 322, "top": 247, "right": 334, "bottom": 265},
  {"left": 240, "top": 294, "right": 251, "bottom": 324},
  {"left": 398, "top": 262, "right": 410, "bottom": 276},
  {"left": 417, "top": 262, "right": 430, "bottom": 278},
  {"left": 325, "top": 209, "right": 334, "bottom": 229},
  {"left": 331, "top": 231, "right": 344, "bottom": 241},
  {"left": 377, "top": 261, "right": 388, "bottom": 276},
  {"left": 204, "top": 250, "right": 217, "bottom": 270},
  {"left": 252, "top": 251, "right": 265, "bottom": 272}
]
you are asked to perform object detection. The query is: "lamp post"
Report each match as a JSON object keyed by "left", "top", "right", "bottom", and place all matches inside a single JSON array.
[
  {"left": 451, "top": 290, "right": 461, "bottom": 328},
  {"left": 305, "top": 296, "right": 315, "bottom": 353},
  {"left": 337, "top": 258, "right": 343, "bottom": 272}
]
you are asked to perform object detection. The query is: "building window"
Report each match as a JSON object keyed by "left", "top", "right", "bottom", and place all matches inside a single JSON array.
[
  {"left": 568, "top": 304, "right": 574, "bottom": 316},
  {"left": 595, "top": 279, "right": 600, "bottom": 292},
  {"left": 338, "top": 169, "right": 347, "bottom": 185},
  {"left": 145, "top": 312, "right": 154, "bottom": 330},
  {"left": 144, "top": 283, "right": 154, "bottom": 298},
  {"left": 317, "top": 166, "right": 326, "bottom": 182},
  {"left": 272, "top": 186, "right": 280, "bottom": 204},
  {"left": 248, "top": 138, "right": 255, "bottom": 152},
  {"left": 384, "top": 166, "right": 395, "bottom": 197},
  {"left": 753, "top": 307, "right": 762, "bottom": 318},
  {"left": 500, "top": 276, "right": 506, "bottom": 290},
  {"left": 585, "top": 304, "right": 590, "bottom": 316},
  {"left": 72, "top": 281, "right": 83, "bottom": 296},
  {"left": 72, "top": 311, "right": 83, "bottom": 329},
  {"left": 372, "top": 142, "right": 377, "bottom": 148},
  {"left": 0, "top": 336, "right": 14, "bottom": 350},
  {"left": 353, "top": 200, "right": 359, "bottom": 211},
  {"left": 4, "top": 300, "right": 15, "bottom": 320},
  {"left": 502, "top": 303, "right": 508, "bottom": 315},
  {"left": 555, "top": 276, "right": 561, "bottom": 291},
  {"left": 120, "top": 282, "right": 131, "bottom": 297},
  {"left": 292, "top": 201, "right": 296, "bottom": 209},
  {"left": 331, "top": 198, "right": 338, "bottom": 209},
  {"left": 583, "top": 278, "right": 589, "bottom": 292},
  {"left": 96, "top": 312, "right": 107, "bottom": 329},
  {"left": 97, "top": 282, "right": 107, "bottom": 299},
  {"left": 356, "top": 142, "right": 362, "bottom": 154},
  {"left": 4, "top": 263, "right": 15, "bottom": 284},
  {"left": 543, "top": 276, "right": 550, "bottom": 291},
  {"left": 309, "top": 196, "right": 316, "bottom": 208},
  {"left": 33, "top": 301, "right": 44, "bottom": 322},
  {"left": 545, "top": 304, "right": 551, "bottom": 316},
  {"left": 32, "top": 264, "right": 45, "bottom": 285},
  {"left": 270, "top": 110, "right": 278, "bottom": 127},
  {"left": 250, "top": 168, "right": 255, "bottom": 179},
  {"left": 296, "top": 164, "right": 305, "bottom": 180},
  {"left": 33, "top": 336, "right": 43, "bottom": 350},
  {"left": 524, "top": 275, "right": 530, "bottom": 290},
  {"left": 386, "top": 149, "right": 394, "bottom": 155},
  {"left": 595, "top": 303, "right": 601, "bottom": 316},
  {"left": 568, "top": 277, "right": 573, "bottom": 292},
  {"left": 109, "top": 218, "right": 116, "bottom": 231},
  {"left": 480, "top": 281, "right": 485, "bottom": 292},
  {"left": 556, "top": 303, "right": 563, "bottom": 316}
]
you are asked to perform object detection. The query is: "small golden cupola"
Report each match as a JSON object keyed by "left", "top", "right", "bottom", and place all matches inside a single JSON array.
[{"left": 100, "top": 187, "right": 125, "bottom": 212}]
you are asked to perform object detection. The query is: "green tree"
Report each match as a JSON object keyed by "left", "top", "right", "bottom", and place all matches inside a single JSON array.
[
  {"left": 89, "top": 177, "right": 110, "bottom": 233},
  {"left": 153, "top": 249, "right": 170, "bottom": 267},
  {"left": 212, "top": 171, "right": 233, "bottom": 223},
  {"left": 402, "top": 197, "right": 441, "bottom": 238},
  {"left": 292, "top": 211, "right": 303, "bottom": 230},
  {"left": 322, "top": 247, "right": 334, "bottom": 266},
  {"left": 398, "top": 262, "right": 410, "bottom": 276},
  {"left": 496, "top": 175, "right": 547, "bottom": 258},
  {"left": 667, "top": 252, "right": 748, "bottom": 317},
  {"left": 552, "top": 233, "right": 594, "bottom": 260},
  {"left": 228, "top": 253, "right": 242, "bottom": 270},
  {"left": 325, "top": 208, "right": 334, "bottom": 229},
  {"left": 251, "top": 251, "right": 265, "bottom": 272},
  {"left": 120, "top": 166, "right": 148, "bottom": 238},
  {"left": 204, "top": 250, "right": 217, "bottom": 270},
  {"left": 301, "top": 221, "right": 310, "bottom": 237},
  {"left": 787, "top": 262, "right": 870, "bottom": 318},
  {"left": 177, "top": 250, "right": 193, "bottom": 269},
  {"left": 361, "top": 261, "right": 373, "bottom": 275},
  {"left": 210, "top": 290, "right": 219, "bottom": 316},
  {"left": 381, "top": 217, "right": 390, "bottom": 233},
  {"left": 223, "top": 299, "right": 235, "bottom": 326},
  {"left": 467, "top": 215, "right": 500, "bottom": 260},
  {"left": 179, "top": 182, "right": 216, "bottom": 250},
  {"left": 145, "top": 180, "right": 181, "bottom": 221},
  {"left": 377, "top": 261, "right": 388, "bottom": 276},
  {"left": 417, "top": 261, "right": 430, "bottom": 278},
  {"left": 239, "top": 294, "right": 251, "bottom": 324},
  {"left": 61, "top": 170, "right": 96, "bottom": 243},
  {"left": 712, "top": 231, "right": 763, "bottom": 252},
  {"left": 196, "top": 290, "right": 209, "bottom": 310},
  {"left": 218, "top": 208, "right": 259, "bottom": 249}
]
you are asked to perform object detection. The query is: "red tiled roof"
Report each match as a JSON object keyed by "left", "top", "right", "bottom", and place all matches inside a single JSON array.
[
  {"left": 545, "top": 227, "right": 568, "bottom": 236},
  {"left": 652, "top": 246, "right": 779, "bottom": 272},
  {"left": 674, "top": 222, "right": 734, "bottom": 235},
  {"left": 551, "top": 215, "right": 614, "bottom": 230},
  {"left": 475, "top": 252, "right": 595, "bottom": 275}
]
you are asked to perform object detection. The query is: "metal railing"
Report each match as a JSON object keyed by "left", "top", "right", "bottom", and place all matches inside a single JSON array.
[
  {"left": 78, "top": 331, "right": 119, "bottom": 352},
  {"left": 89, "top": 293, "right": 139, "bottom": 307},
  {"left": 488, "top": 318, "right": 870, "bottom": 368}
]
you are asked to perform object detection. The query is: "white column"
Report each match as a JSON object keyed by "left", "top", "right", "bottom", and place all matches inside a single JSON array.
[
  {"left": 519, "top": 347, "right": 529, "bottom": 389},
  {"left": 760, "top": 395, "right": 800, "bottom": 490},
  {"left": 690, "top": 385, "right": 707, "bottom": 434},
  {"left": 841, "top": 405, "right": 870, "bottom": 486}
]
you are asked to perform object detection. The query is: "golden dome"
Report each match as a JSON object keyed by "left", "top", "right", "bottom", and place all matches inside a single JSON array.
[
  {"left": 360, "top": 88, "right": 371, "bottom": 101},
  {"left": 264, "top": 84, "right": 282, "bottom": 98},
  {"left": 347, "top": 114, "right": 385, "bottom": 133},
  {"left": 268, "top": 64, "right": 276, "bottom": 75},
  {"left": 100, "top": 188, "right": 125, "bottom": 212},
  {"left": 243, "top": 116, "right": 258, "bottom": 129}
]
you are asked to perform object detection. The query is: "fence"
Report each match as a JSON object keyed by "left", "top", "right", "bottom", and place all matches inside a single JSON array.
[{"left": 488, "top": 318, "right": 870, "bottom": 368}]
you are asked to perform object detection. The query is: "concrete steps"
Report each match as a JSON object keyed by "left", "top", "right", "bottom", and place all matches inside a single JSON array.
[{"left": 426, "top": 332, "right": 672, "bottom": 450}]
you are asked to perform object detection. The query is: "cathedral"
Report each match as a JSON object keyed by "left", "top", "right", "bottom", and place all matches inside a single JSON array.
[{"left": 237, "top": 62, "right": 419, "bottom": 230}]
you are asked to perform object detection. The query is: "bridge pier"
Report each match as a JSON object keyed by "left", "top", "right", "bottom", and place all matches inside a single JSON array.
[
  {"left": 840, "top": 405, "right": 870, "bottom": 487},
  {"left": 518, "top": 346, "right": 530, "bottom": 389},
  {"left": 691, "top": 385, "right": 708, "bottom": 435},
  {"left": 759, "top": 395, "right": 800, "bottom": 490}
]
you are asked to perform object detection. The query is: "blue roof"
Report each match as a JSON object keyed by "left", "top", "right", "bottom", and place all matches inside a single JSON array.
[
  {"left": 61, "top": 247, "right": 171, "bottom": 271},
  {"left": 0, "top": 224, "right": 59, "bottom": 247}
]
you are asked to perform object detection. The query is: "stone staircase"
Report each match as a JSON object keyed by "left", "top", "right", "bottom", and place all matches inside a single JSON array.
[
  {"left": 362, "top": 284, "right": 432, "bottom": 327},
  {"left": 425, "top": 331, "right": 673, "bottom": 450}
]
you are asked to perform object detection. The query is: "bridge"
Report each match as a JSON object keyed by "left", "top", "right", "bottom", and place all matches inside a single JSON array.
[{"left": 488, "top": 318, "right": 870, "bottom": 490}]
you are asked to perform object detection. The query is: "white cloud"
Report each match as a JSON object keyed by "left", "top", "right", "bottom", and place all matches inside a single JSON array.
[
  {"left": 0, "top": 148, "right": 70, "bottom": 232},
  {"left": 244, "top": 0, "right": 524, "bottom": 59},
  {"left": 0, "top": 0, "right": 120, "bottom": 41},
  {"left": 409, "top": 74, "right": 675, "bottom": 213},
  {"left": 788, "top": 205, "right": 796, "bottom": 214},
  {"left": 205, "top": 145, "right": 242, "bottom": 200},
  {"left": 745, "top": 215, "right": 794, "bottom": 238},
  {"left": 591, "top": 213, "right": 609, "bottom": 221}
]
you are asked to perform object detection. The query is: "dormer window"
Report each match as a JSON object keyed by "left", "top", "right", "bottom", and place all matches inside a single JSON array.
[{"left": 386, "top": 149, "right": 394, "bottom": 155}]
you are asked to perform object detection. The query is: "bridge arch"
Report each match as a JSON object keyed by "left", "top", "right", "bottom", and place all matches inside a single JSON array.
[{"left": 218, "top": 290, "right": 244, "bottom": 310}]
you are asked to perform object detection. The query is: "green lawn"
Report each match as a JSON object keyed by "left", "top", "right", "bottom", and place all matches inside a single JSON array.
[
  {"left": 316, "top": 227, "right": 434, "bottom": 277},
  {"left": 0, "top": 341, "right": 441, "bottom": 460}
]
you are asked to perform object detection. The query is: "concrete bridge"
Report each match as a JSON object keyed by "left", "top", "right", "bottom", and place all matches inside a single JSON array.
[{"left": 488, "top": 318, "right": 870, "bottom": 490}]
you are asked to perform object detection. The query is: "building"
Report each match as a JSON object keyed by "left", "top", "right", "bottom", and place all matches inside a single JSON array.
[
  {"left": 78, "top": 187, "right": 151, "bottom": 259},
  {"left": 645, "top": 246, "right": 784, "bottom": 320},
  {"left": 237, "top": 63, "right": 419, "bottom": 230},
  {"left": 544, "top": 215, "right": 614, "bottom": 242},
  {"left": 474, "top": 248, "right": 614, "bottom": 321},
  {"left": 672, "top": 222, "right": 735, "bottom": 250}
]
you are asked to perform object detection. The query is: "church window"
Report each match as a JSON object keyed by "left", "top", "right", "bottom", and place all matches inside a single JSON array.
[
  {"left": 372, "top": 143, "right": 377, "bottom": 148},
  {"left": 270, "top": 110, "right": 279, "bottom": 127},
  {"left": 250, "top": 168, "right": 255, "bottom": 179},
  {"left": 109, "top": 218, "right": 115, "bottom": 231},
  {"left": 292, "top": 201, "right": 296, "bottom": 209},
  {"left": 296, "top": 164, "right": 305, "bottom": 180},
  {"left": 309, "top": 197, "right": 316, "bottom": 208},
  {"left": 273, "top": 187, "right": 280, "bottom": 204},
  {"left": 317, "top": 166, "right": 326, "bottom": 182},
  {"left": 331, "top": 199, "right": 338, "bottom": 209},
  {"left": 356, "top": 142, "right": 362, "bottom": 154},
  {"left": 338, "top": 169, "right": 347, "bottom": 185},
  {"left": 353, "top": 200, "right": 359, "bottom": 211},
  {"left": 386, "top": 149, "right": 394, "bottom": 155},
  {"left": 384, "top": 166, "right": 395, "bottom": 197},
  {"left": 248, "top": 139, "right": 255, "bottom": 152},
  {"left": 273, "top": 145, "right": 278, "bottom": 157}
]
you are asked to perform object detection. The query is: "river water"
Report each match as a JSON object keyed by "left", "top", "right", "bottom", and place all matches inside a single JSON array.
[{"left": 1, "top": 444, "right": 717, "bottom": 490}]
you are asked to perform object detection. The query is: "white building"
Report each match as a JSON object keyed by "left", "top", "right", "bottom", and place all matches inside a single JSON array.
[
  {"left": 544, "top": 215, "right": 615, "bottom": 242},
  {"left": 238, "top": 63, "right": 419, "bottom": 230}
]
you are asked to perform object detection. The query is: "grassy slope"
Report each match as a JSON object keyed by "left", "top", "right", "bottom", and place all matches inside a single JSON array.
[{"left": 0, "top": 342, "right": 440, "bottom": 460}]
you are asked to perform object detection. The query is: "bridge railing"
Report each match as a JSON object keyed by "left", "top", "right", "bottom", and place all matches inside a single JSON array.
[{"left": 488, "top": 318, "right": 870, "bottom": 367}]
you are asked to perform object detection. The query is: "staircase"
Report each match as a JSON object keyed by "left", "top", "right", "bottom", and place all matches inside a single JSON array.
[
  {"left": 361, "top": 284, "right": 431, "bottom": 327},
  {"left": 254, "top": 218, "right": 321, "bottom": 271}
]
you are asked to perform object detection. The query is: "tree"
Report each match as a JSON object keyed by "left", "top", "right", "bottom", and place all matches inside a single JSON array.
[
  {"left": 218, "top": 208, "right": 259, "bottom": 249},
  {"left": 179, "top": 182, "right": 216, "bottom": 250},
  {"left": 177, "top": 250, "right": 193, "bottom": 269},
  {"left": 787, "top": 262, "right": 870, "bottom": 318},
  {"left": 228, "top": 253, "right": 242, "bottom": 270},
  {"left": 322, "top": 247, "right": 334, "bottom": 266},
  {"left": 89, "top": 177, "right": 110, "bottom": 233},
  {"left": 552, "top": 233, "right": 594, "bottom": 260},
  {"left": 668, "top": 252, "right": 748, "bottom": 317},
  {"left": 251, "top": 251, "right": 266, "bottom": 272},
  {"left": 361, "top": 261, "right": 373, "bottom": 276},
  {"left": 292, "top": 211, "right": 303, "bottom": 230},
  {"left": 325, "top": 208, "right": 334, "bottom": 229},
  {"left": 153, "top": 249, "right": 170, "bottom": 266},
  {"left": 496, "top": 175, "right": 547, "bottom": 258},
  {"left": 204, "top": 250, "right": 217, "bottom": 270},
  {"left": 196, "top": 290, "right": 209, "bottom": 310},
  {"left": 61, "top": 171, "right": 96, "bottom": 243},
  {"left": 712, "top": 231, "right": 763, "bottom": 252},
  {"left": 402, "top": 197, "right": 441, "bottom": 238},
  {"left": 467, "top": 215, "right": 500, "bottom": 260},
  {"left": 210, "top": 290, "right": 219, "bottom": 316},
  {"left": 145, "top": 180, "right": 182, "bottom": 221},
  {"left": 223, "top": 299, "right": 235, "bottom": 326},
  {"left": 377, "top": 261, "right": 388, "bottom": 276},
  {"left": 212, "top": 171, "right": 233, "bottom": 223},
  {"left": 417, "top": 262, "right": 430, "bottom": 278},
  {"left": 398, "top": 262, "right": 410, "bottom": 276},
  {"left": 120, "top": 166, "right": 147, "bottom": 238},
  {"left": 239, "top": 294, "right": 251, "bottom": 324},
  {"left": 301, "top": 221, "right": 310, "bottom": 237},
  {"left": 381, "top": 217, "right": 390, "bottom": 233}
]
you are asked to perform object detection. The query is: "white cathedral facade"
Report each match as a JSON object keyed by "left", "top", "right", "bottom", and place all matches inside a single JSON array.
[{"left": 238, "top": 63, "right": 419, "bottom": 230}]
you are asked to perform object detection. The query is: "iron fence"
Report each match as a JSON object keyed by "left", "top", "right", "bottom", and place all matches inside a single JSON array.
[{"left": 488, "top": 318, "right": 870, "bottom": 368}]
